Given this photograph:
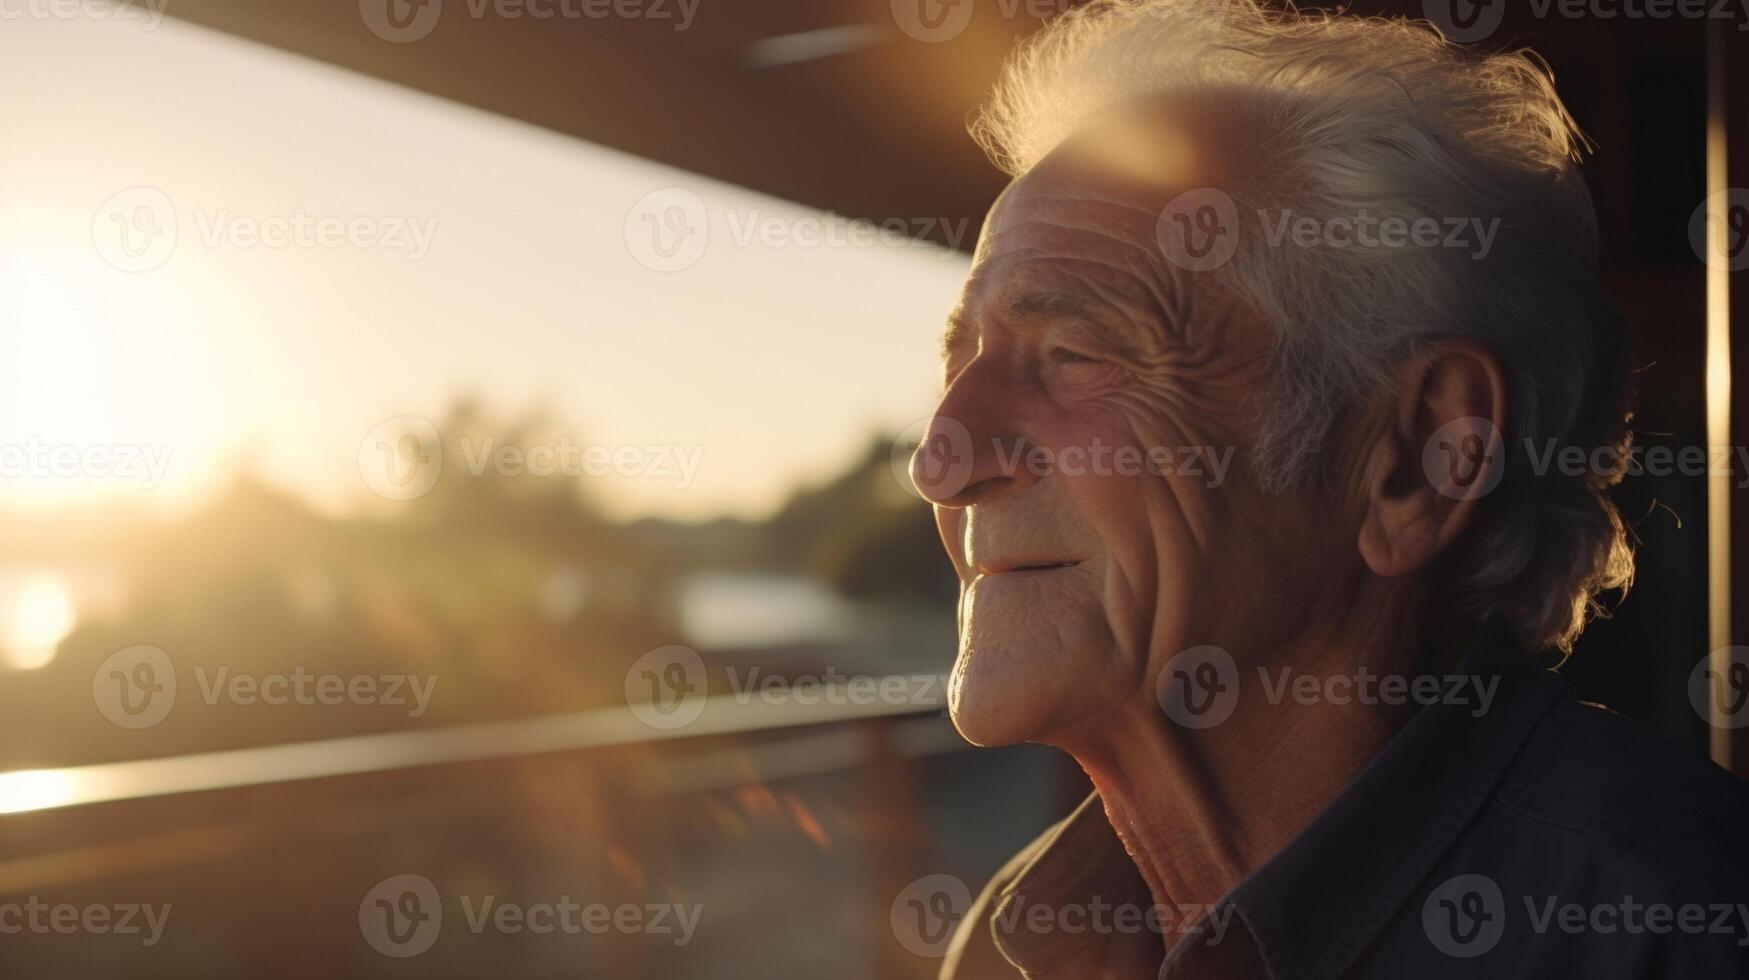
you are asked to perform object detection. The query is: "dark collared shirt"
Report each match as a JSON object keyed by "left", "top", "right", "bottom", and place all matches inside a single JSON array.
[{"left": 940, "top": 622, "right": 1749, "bottom": 979}]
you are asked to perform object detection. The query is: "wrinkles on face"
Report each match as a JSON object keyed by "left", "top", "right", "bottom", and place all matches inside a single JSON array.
[{"left": 935, "top": 165, "right": 1281, "bottom": 736}]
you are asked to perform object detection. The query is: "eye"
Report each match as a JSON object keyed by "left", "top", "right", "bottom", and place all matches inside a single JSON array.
[{"left": 1049, "top": 347, "right": 1101, "bottom": 366}]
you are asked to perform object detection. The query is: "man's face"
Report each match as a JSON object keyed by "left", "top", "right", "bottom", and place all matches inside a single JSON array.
[{"left": 915, "top": 117, "right": 1350, "bottom": 747}]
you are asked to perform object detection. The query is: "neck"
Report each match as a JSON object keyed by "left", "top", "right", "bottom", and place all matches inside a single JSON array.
[{"left": 1058, "top": 581, "right": 1450, "bottom": 948}]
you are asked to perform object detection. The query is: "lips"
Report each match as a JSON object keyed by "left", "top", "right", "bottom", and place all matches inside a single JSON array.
[{"left": 976, "top": 559, "right": 1082, "bottom": 575}]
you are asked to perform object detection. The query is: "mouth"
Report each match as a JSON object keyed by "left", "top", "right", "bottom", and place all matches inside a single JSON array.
[{"left": 975, "top": 559, "right": 1083, "bottom": 576}]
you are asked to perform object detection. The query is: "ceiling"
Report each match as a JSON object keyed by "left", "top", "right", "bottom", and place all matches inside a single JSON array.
[{"left": 161, "top": 0, "right": 1051, "bottom": 248}]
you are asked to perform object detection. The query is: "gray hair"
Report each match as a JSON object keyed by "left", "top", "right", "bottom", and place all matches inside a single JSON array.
[{"left": 972, "top": 0, "right": 1633, "bottom": 652}]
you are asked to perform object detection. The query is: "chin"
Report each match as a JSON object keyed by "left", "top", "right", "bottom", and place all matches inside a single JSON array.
[
  {"left": 947, "top": 588, "right": 1111, "bottom": 746},
  {"left": 948, "top": 644, "right": 1045, "bottom": 746}
]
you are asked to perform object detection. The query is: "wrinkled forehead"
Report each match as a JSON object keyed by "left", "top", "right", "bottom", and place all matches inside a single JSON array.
[
  {"left": 939, "top": 103, "right": 1275, "bottom": 374},
  {"left": 963, "top": 101, "right": 1251, "bottom": 318},
  {"left": 973, "top": 97, "right": 1247, "bottom": 265}
]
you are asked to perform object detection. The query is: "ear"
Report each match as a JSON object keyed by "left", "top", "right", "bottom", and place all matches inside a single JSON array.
[{"left": 1356, "top": 339, "right": 1507, "bottom": 578}]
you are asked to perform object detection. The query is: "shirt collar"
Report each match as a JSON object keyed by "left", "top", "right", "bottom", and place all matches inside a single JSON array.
[
  {"left": 1225, "top": 617, "right": 1567, "bottom": 980},
  {"left": 987, "top": 619, "right": 1569, "bottom": 980},
  {"left": 988, "top": 791, "right": 1153, "bottom": 974}
]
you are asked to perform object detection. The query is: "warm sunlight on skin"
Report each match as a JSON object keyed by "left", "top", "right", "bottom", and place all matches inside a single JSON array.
[
  {"left": 913, "top": 114, "right": 1341, "bottom": 749},
  {"left": 0, "top": 14, "right": 963, "bottom": 522}
]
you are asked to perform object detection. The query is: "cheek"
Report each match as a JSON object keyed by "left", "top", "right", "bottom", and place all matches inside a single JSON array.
[{"left": 1052, "top": 405, "right": 1251, "bottom": 656}]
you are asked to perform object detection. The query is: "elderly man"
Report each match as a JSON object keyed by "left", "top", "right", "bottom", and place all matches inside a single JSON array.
[{"left": 910, "top": 1, "right": 1749, "bottom": 977}]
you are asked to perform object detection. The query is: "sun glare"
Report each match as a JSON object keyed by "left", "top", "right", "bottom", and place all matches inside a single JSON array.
[{"left": 2, "top": 573, "right": 78, "bottom": 671}]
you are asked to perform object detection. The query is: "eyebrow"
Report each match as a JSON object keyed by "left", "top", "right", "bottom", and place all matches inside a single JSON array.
[
  {"left": 943, "top": 284, "right": 1148, "bottom": 365},
  {"left": 1009, "top": 288, "right": 1088, "bottom": 320},
  {"left": 943, "top": 287, "right": 1090, "bottom": 358},
  {"left": 941, "top": 305, "right": 975, "bottom": 363}
]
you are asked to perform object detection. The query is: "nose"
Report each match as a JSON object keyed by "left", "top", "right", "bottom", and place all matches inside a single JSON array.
[{"left": 909, "top": 355, "right": 1041, "bottom": 507}]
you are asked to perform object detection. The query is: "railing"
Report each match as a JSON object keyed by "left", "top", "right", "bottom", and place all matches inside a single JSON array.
[{"left": 0, "top": 675, "right": 954, "bottom": 815}]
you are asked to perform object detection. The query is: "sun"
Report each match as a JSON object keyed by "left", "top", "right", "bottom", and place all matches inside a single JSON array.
[{"left": 2, "top": 573, "right": 76, "bottom": 671}]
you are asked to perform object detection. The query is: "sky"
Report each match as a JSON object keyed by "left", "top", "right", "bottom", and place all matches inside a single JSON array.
[{"left": 0, "top": 9, "right": 968, "bottom": 522}]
